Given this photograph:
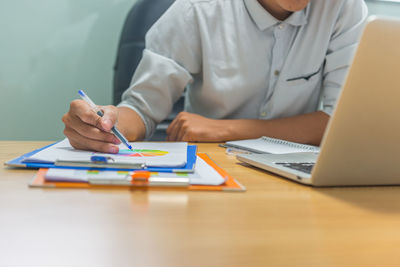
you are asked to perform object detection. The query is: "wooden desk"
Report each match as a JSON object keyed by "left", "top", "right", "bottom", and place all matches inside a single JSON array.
[{"left": 1, "top": 141, "right": 400, "bottom": 267}]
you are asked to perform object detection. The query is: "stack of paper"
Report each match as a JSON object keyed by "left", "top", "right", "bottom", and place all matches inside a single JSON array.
[{"left": 7, "top": 139, "right": 245, "bottom": 191}]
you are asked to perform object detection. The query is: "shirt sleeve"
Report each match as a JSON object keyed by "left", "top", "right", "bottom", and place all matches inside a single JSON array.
[
  {"left": 320, "top": 0, "right": 368, "bottom": 115},
  {"left": 118, "top": 0, "right": 201, "bottom": 139}
]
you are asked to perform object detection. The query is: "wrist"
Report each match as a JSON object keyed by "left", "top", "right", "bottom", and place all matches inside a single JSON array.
[
  {"left": 117, "top": 107, "right": 146, "bottom": 141},
  {"left": 218, "top": 119, "right": 236, "bottom": 141}
]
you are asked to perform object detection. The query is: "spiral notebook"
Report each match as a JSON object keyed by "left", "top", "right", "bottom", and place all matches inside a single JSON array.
[{"left": 225, "top": 136, "right": 320, "bottom": 154}]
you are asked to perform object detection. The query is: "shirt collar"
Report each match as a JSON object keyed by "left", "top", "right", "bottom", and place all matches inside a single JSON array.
[{"left": 244, "top": 0, "right": 308, "bottom": 31}]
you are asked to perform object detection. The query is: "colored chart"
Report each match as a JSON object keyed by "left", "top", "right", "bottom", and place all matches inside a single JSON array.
[{"left": 118, "top": 149, "right": 169, "bottom": 157}]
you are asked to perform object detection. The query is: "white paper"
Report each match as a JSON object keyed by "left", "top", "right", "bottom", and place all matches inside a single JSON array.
[
  {"left": 226, "top": 136, "right": 320, "bottom": 154},
  {"left": 45, "top": 156, "right": 225, "bottom": 186},
  {"left": 26, "top": 139, "right": 188, "bottom": 167}
]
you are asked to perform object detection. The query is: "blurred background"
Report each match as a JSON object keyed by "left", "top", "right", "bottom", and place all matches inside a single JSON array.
[{"left": 0, "top": 0, "right": 398, "bottom": 141}]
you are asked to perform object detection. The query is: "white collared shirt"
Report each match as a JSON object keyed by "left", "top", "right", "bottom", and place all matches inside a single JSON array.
[{"left": 119, "top": 0, "right": 368, "bottom": 139}]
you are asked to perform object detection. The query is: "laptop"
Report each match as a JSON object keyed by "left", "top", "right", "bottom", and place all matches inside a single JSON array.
[{"left": 237, "top": 17, "right": 400, "bottom": 186}]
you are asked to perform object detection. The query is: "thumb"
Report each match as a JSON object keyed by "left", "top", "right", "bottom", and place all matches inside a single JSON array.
[{"left": 100, "top": 105, "right": 118, "bottom": 132}]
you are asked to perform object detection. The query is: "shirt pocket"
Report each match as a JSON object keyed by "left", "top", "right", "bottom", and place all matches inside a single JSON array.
[
  {"left": 284, "top": 70, "right": 321, "bottom": 89},
  {"left": 271, "top": 70, "right": 323, "bottom": 117},
  {"left": 286, "top": 66, "right": 322, "bottom": 85}
]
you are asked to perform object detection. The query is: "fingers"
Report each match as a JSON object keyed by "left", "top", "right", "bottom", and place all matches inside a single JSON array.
[
  {"left": 100, "top": 105, "right": 119, "bottom": 132},
  {"left": 64, "top": 126, "right": 119, "bottom": 154},
  {"left": 166, "top": 123, "right": 177, "bottom": 141},
  {"left": 62, "top": 113, "right": 120, "bottom": 144},
  {"left": 166, "top": 112, "right": 215, "bottom": 142},
  {"left": 180, "top": 132, "right": 191, "bottom": 142},
  {"left": 62, "top": 100, "right": 121, "bottom": 153},
  {"left": 167, "top": 112, "right": 185, "bottom": 141},
  {"left": 176, "top": 121, "right": 188, "bottom": 141},
  {"left": 69, "top": 101, "right": 118, "bottom": 132},
  {"left": 69, "top": 100, "right": 102, "bottom": 129}
]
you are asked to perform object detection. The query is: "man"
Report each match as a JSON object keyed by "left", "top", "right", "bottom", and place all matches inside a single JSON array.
[{"left": 62, "top": 0, "right": 368, "bottom": 153}]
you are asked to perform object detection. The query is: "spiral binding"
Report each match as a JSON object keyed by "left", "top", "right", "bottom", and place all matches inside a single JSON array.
[{"left": 260, "top": 136, "right": 319, "bottom": 152}]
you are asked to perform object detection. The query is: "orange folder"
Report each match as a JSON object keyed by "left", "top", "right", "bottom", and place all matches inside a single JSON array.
[{"left": 29, "top": 153, "right": 246, "bottom": 192}]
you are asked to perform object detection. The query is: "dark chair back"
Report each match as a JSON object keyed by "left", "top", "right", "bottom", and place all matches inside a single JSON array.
[
  {"left": 113, "top": 0, "right": 182, "bottom": 140},
  {"left": 113, "top": 0, "right": 175, "bottom": 104}
]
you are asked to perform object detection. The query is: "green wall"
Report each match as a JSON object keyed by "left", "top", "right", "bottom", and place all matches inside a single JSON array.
[
  {"left": 367, "top": 0, "right": 400, "bottom": 17},
  {"left": 0, "top": 0, "right": 398, "bottom": 140},
  {"left": 0, "top": 0, "right": 137, "bottom": 140}
]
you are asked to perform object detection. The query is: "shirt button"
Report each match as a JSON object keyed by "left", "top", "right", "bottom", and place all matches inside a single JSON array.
[
  {"left": 278, "top": 24, "right": 284, "bottom": 30},
  {"left": 274, "top": 70, "right": 280, "bottom": 76},
  {"left": 260, "top": 112, "right": 267, "bottom": 117}
]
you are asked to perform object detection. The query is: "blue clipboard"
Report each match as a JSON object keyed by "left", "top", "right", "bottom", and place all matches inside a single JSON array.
[{"left": 5, "top": 142, "right": 197, "bottom": 173}]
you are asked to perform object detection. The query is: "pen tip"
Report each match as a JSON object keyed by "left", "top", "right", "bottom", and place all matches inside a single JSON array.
[{"left": 128, "top": 145, "right": 133, "bottom": 151}]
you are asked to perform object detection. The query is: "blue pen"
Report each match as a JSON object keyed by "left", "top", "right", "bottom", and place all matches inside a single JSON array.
[{"left": 78, "top": 90, "right": 133, "bottom": 151}]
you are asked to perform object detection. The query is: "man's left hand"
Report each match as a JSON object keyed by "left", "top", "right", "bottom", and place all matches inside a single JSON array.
[{"left": 166, "top": 112, "right": 229, "bottom": 142}]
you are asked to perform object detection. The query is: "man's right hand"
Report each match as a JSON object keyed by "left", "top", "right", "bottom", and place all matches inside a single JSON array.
[{"left": 62, "top": 100, "right": 121, "bottom": 153}]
